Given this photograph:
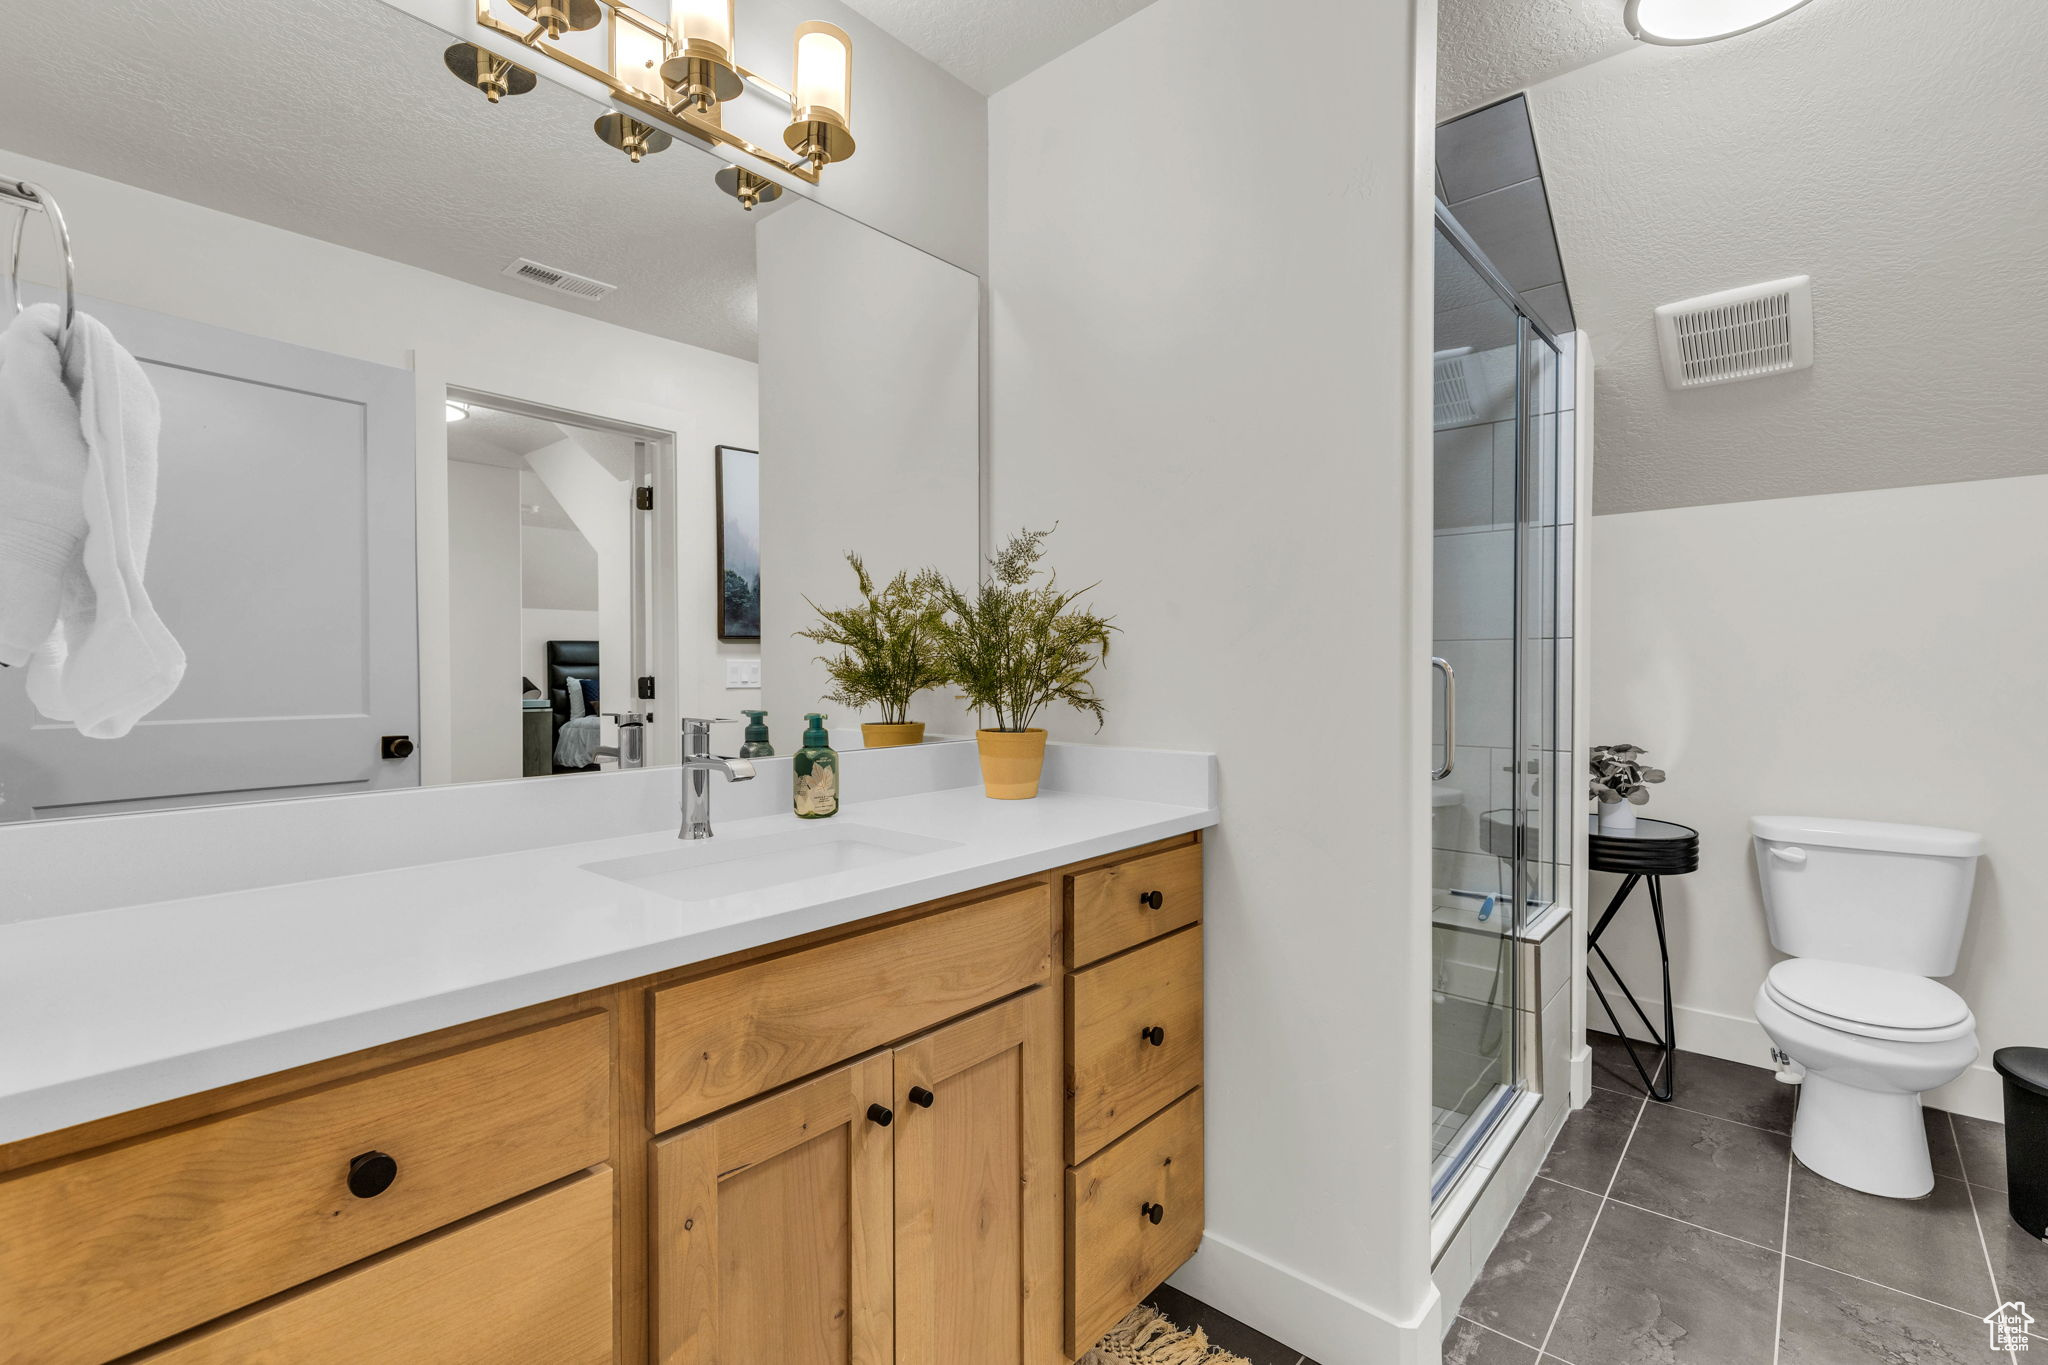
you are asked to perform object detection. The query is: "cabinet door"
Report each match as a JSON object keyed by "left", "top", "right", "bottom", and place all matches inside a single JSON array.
[
  {"left": 893, "top": 989, "right": 1060, "bottom": 1365},
  {"left": 653, "top": 1055, "right": 895, "bottom": 1365}
]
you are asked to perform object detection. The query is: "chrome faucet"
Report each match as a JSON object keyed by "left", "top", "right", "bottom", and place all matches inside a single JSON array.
[{"left": 679, "top": 717, "right": 755, "bottom": 840}]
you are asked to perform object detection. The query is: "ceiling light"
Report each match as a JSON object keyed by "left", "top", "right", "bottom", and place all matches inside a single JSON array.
[
  {"left": 446, "top": 401, "right": 470, "bottom": 422},
  {"left": 1624, "top": 0, "right": 1816, "bottom": 44}
]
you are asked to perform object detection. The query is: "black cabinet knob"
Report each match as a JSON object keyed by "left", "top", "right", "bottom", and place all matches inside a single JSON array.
[
  {"left": 907, "top": 1086, "right": 935, "bottom": 1109},
  {"left": 1141, "top": 1025, "right": 1166, "bottom": 1047},
  {"left": 1138, "top": 890, "right": 1164, "bottom": 910},
  {"left": 380, "top": 735, "right": 415, "bottom": 760},
  {"left": 1141, "top": 1202, "right": 1165, "bottom": 1225},
  {"left": 347, "top": 1150, "right": 398, "bottom": 1199},
  {"left": 866, "top": 1103, "right": 894, "bottom": 1128}
]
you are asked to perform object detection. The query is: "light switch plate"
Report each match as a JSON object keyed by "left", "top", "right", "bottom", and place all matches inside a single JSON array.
[{"left": 724, "top": 657, "right": 762, "bottom": 689}]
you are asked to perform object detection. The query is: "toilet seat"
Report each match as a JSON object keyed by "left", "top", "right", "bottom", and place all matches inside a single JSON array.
[{"left": 1764, "top": 959, "right": 1974, "bottom": 1044}]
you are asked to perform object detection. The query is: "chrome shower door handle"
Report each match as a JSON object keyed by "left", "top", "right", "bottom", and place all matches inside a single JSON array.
[{"left": 1432, "top": 656, "right": 1455, "bottom": 781}]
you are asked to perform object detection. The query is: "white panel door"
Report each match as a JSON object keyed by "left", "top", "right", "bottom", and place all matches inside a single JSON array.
[{"left": 0, "top": 290, "right": 418, "bottom": 818}]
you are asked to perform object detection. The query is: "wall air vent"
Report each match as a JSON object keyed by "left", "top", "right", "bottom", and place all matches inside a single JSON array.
[
  {"left": 501, "top": 257, "right": 617, "bottom": 302},
  {"left": 1434, "top": 347, "right": 1478, "bottom": 428},
  {"left": 1655, "top": 275, "right": 1812, "bottom": 390}
]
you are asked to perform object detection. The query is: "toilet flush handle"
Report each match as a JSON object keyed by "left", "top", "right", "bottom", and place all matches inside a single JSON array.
[{"left": 1770, "top": 845, "right": 1808, "bottom": 865}]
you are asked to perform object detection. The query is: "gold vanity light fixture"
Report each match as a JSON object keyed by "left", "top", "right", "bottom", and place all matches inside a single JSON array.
[
  {"left": 442, "top": 42, "right": 538, "bottom": 102},
  {"left": 593, "top": 111, "right": 673, "bottom": 162},
  {"left": 715, "top": 164, "right": 782, "bottom": 211},
  {"left": 662, "top": 0, "right": 743, "bottom": 115},
  {"left": 464, "top": 0, "right": 857, "bottom": 196}
]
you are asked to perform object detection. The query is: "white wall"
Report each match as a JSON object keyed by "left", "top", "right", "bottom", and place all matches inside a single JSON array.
[
  {"left": 756, "top": 201, "right": 981, "bottom": 737},
  {"left": 987, "top": 1, "right": 1440, "bottom": 1360},
  {"left": 447, "top": 462, "right": 522, "bottom": 782},
  {"left": 1589, "top": 475, "right": 2048, "bottom": 1120},
  {"left": 524, "top": 438, "right": 633, "bottom": 716},
  {"left": 2, "top": 146, "right": 760, "bottom": 783},
  {"left": 520, "top": 527, "right": 598, "bottom": 612}
]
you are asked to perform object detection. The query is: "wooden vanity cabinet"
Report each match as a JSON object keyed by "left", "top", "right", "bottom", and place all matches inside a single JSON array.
[
  {"left": 650, "top": 988, "right": 1060, "bottom": 1365},
  {"left": 0, "top": 832, "right": 1203, "bottom": 1365}
]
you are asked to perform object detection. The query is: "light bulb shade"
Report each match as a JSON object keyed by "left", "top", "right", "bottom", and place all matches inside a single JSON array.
[
  {"left": 610, "top": 16, "right": 669, "bottom": 100},
  {"left": 672, "top": 0, "right": 735, "bottom": 63},
  {"left": 784, "top": 21, "right": 854, "bottom": 167},
  {"left": 1624, "top": 0, "right": 1816, "bottom": 44},
  {"left": 791, "top": 22, "right": 852, "bottom": 129}
]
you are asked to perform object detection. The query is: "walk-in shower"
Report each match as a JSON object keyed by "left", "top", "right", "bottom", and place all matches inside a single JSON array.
[{"left": 1429, "top": 203, "right": 1573, "bottom": 1203}]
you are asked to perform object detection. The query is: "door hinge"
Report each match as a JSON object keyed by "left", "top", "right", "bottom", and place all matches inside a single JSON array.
[
  {"left": 637, "top": 676, "right": 656, "bottom": 700},
  {"left": 634, "top": 485, "right": 654, "bottom": 511}
]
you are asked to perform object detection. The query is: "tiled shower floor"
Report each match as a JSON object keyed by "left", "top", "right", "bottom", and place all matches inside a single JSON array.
[{"left": 1449, "top": 1032, "right": 2043, "bottom": 1364}]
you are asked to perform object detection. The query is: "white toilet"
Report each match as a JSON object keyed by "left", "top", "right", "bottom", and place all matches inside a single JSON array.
[{"left": 1751, "top": 815, "right": 1983, "bottom": 1199}]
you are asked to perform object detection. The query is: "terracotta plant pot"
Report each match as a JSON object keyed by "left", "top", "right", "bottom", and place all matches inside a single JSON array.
[
  {"left": 976, "top": 728, "right": 1047, "bottom": 800},
  {"left": 860, "top": 721, "right": 925, "bottom": 749}
]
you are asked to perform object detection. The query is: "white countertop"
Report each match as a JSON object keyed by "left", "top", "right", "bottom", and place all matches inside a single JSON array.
[{"left": 0, "top": 755, "right": 1215, "bottom": 1145}]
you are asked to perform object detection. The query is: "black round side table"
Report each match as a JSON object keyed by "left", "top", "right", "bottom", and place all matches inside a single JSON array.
[{"left": 1587, "top": 816, "right": 1699, "bottom": 1103}]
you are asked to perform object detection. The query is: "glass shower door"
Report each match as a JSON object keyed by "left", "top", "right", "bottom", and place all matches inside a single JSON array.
[{"left": 1429, "top": 217, "right": 1538, "bottom": 1202}]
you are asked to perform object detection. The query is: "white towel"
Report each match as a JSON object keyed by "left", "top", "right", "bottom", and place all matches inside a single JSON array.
[{"left": 0, "top": 303, "right": 184, "bottom": 737}]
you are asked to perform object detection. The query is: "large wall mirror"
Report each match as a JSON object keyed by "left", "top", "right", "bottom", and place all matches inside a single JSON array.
[{"left": 0, "top": 0, "right": 980, "bottom": 821}]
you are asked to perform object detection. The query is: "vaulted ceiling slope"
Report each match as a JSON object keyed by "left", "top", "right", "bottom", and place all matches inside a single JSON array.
[
  {"left": 1527, "top": 0, "right": 2048, "bottom": 514},
  {"left": 0, "top": 0, "right": 764, "bottom": 358},
  {"left": 836, "top": 0, "right": 1157, "bottom": 94},
  {"left": 1438, "top": 0, "right": 1633, "bottom": 119}
]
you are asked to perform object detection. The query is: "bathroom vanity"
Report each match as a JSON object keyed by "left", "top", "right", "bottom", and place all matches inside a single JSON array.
[{"left": 0, "top": 745, "right": 1214, "bottom": 1365}]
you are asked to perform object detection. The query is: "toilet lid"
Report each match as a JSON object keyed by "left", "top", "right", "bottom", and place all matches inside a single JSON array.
[{"left": 1765, "top": 960, "right": 1972, "bottom": 1039}]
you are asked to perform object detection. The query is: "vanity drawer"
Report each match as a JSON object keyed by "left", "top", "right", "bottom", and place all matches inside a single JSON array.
[
  {"left": 1065, "top": 1088, "right": 1205, "bottom": 1358},
  {"left": 0, "top": 1011, "right": 612, "bottom": 1365},
  {"left": 1066, "top": 843, "right": 1202, "bottom": 968},
  {"left": 135, "top": 1169, "right": 615, "bottom": 1364},
  {"left": 1067, "top": 925, "right": 1203, "bottom": 1163},
  {"left": 650, "top": 885, "right": 1053, "bottom": 1132}
]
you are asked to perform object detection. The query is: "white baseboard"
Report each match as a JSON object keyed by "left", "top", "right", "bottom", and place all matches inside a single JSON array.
[
  {"left": 1570, "top": 1042, "right": 1593, "bottom": 1106},
  {"left": 1168, "top": 1229, "right": 1441, "bottom": 1365},
  {"left": 1592, "top": 994, "right": 2006, "bottom": 1123}
]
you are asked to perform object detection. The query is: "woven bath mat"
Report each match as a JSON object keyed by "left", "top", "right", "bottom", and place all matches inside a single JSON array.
[{"left": 1078, "top": 1306, "right": 1252, "bottom": 1364}]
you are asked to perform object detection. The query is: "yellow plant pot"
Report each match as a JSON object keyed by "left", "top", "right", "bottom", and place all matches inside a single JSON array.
[
  {"left": 860, "top": 721, "right": 925, "bottom": 749},
  {"left": 976, "top": 728, "right": 1047, "bottom": 800}
]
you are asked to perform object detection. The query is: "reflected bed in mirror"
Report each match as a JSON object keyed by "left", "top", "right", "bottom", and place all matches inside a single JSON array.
[{"left": 0, "top": 0, "right": 979, "bottom": 821}]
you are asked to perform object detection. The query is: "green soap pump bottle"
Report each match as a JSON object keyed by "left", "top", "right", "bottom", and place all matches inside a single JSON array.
[
  {"left": 739, "top": 710, "right": 774, "bottom": 759},
  {"left": 793, "top": 713, "right": 839, "bottom": 819}
]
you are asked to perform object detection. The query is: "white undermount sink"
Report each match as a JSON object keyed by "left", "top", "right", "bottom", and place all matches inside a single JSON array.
[{"left": 580, "top": 824, "right": 961, "bottom": 904}]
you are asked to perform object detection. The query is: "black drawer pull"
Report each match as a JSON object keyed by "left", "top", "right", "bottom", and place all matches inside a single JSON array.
[
  {"left": 867, "top": 1103, "right": 895, "bottom": 1128},
  {"left": 347, "top": 1150, "right": 398, "bottom": 1199},
  {"left": 907, "top": 1086, "right": 935, "bottom": 1108},
  {"left": 1141, "top": 1025, "right": 1166, "bottom": 1047},
  {"left": 1139, "top": 890, "right": 1164, "bottom": 910},
  {"left": 1141, "top": 1202, "right": 1165, "bottom": 1225}
]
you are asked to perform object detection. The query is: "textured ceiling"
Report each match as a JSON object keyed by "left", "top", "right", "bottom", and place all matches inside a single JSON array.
[
  {"left": 1438, "top": 0, "right": 1634, "bottom": 119},
  {"left": 0, "top": 0, "right": 768, "bottom": 358},
  {"left": 835, "top": 0, "right": 1157, "bottom": 94},
  {"left": 1527, "top": 0, "right": 2048, "bottom": 514}
]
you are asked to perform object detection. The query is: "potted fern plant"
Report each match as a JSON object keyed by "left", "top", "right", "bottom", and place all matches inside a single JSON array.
[
  {"left": 796, "top": 554, "right": 951, "bottom": 748},
  {"left": 930, "top": 527, "right": 1115, "bottom": 799}
]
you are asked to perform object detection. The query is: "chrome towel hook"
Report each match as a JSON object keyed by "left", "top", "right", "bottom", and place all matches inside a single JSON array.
[{"left": 2, "top": 178, "right": 77, "bottom": 351}]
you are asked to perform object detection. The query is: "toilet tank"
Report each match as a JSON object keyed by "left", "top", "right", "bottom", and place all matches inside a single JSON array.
[{"left": 1752, "top": 816, "right": 1982, "bottom": 975}]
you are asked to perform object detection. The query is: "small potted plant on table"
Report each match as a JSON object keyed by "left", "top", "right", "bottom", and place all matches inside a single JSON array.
[
  {"left": 931, "top": 527, "right": 1115, "bottom": 799},
  {"left": 796, "top": 554, "right": 951, "bottom": 748},
  {"left": 1589, "top": 744, "right": 1666, "bottom": 833}
]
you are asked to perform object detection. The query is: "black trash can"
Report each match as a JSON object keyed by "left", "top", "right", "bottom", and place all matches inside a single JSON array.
[{"left": 1993, "top": 1047, "right": 2048, "bottom": 1238}]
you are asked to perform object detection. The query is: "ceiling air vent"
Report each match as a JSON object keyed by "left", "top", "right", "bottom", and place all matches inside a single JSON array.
[
  {"left": 1655, "top": 275, "right": 1812, "bottom": 390},
  {"left": 1434, "top": 347, "right": 1478, "bottom": 428},
  {"left": 501, "top": 257, "right": 617, "bottom": 302}
]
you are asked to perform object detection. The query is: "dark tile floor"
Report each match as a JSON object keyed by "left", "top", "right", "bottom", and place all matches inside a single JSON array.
[
  {"left": 1454, "top": 1032, "right": 2042, "bottom": 1364},
  {"left": 1145, "top": 1282, "right": 1322, "bottom": 1365}
]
